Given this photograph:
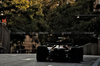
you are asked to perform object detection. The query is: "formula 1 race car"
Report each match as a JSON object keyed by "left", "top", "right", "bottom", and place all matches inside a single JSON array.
[{"left": 36, "top": 42, "right": 83, "bottom": 62}]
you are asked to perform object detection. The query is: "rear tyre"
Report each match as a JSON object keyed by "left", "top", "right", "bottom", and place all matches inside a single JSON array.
[
  {"left": 36, "top": 46, "right": 49, "bottom": 61},
  {"left": 69, "top": 47, "right": 83, "bottom": 62}
]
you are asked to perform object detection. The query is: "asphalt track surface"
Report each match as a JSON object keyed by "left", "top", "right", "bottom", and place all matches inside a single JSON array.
[{"left": 0, "top": 54, "right": 99, "bottom": 66}]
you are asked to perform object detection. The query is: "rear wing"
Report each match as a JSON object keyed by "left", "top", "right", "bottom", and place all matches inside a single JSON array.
[{"left": 46, "top": 42, "right": 72, "bottom": 46}]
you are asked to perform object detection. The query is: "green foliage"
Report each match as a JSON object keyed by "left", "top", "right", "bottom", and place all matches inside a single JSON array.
[
  {"left": 3, "top": 0, "right": 47, "bottom": 32},
  {"left": 42, "top": 0, "right": 99, "bottom": 45},
  {"left": 2, "top": 0, "right": 100, "bottom": 45},
  {"left": 46, "top": 0, "right": 96, "bottom": 32}
]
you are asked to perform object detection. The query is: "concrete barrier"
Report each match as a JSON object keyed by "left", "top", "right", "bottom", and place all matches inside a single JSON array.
[
  {"left": 83, "top": 43, "right": 98, "bottom": 55},
  {"left": 91, "top": 43, "right": 98, "bottom": 55},
  {"left": 98, "top": 39, "right": 100, "bottom": 55},
  {"left": 83, "top": 43, "right": 91, "bottom": 55}
]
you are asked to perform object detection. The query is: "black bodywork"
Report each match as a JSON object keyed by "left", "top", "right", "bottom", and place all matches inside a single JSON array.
[{"left": 36, "top": 43, "right": 83, "bottom": 62}]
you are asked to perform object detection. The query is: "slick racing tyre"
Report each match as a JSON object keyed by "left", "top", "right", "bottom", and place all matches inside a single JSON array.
[
  {"left": 69, "top": 47, "right": 83, "bottom": 62},
  {"left": 36, "top": 46, "right": 49, "bottom": 61}
]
